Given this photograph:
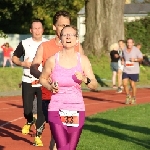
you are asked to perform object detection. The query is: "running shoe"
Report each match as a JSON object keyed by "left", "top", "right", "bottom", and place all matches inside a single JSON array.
[
  {"left": 131, "top": 97, "right": 136, "bottom": 105},
  {"left": 125, "top": 95, "right": 131, "bottom": 104},
  {"left": 120, "top": 85, "right": 124, "bottom": 89},
  {"left": 116, "top": 87, "right": 122, "bottom": 93},
  {"left": 22, "top": 122, "right": 33, "bottom": 135},
  {"left": 113, "top": 85, "right": 117, "bottom": 89},
  {"left": 33, "top": 136, "right": 43, "bottom": 146}
]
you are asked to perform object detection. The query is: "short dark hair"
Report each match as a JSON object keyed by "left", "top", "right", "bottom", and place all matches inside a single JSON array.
[
  {"left": 126, "top": 38, "right": 135, "bottom": 43},
  {"left": 5, "top": 42, "right": 9, "bottom": 47},
  {"left": 118, "top": 40, "right": 125, "bottom": 43},
  {"left": 53, "top": 10, "right": 71, "bottom": 25},
  {"left": 30, "top": 19, "right": 43, "bottom": 28}
]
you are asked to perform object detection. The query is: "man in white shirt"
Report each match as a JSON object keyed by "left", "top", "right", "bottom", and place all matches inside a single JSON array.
[{"left": 12, "top": 20, "right": 47, "bottom": 146}]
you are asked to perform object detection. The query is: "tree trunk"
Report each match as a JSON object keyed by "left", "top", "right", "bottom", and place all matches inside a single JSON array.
[{"left": 83, "top": 0, "right": 125, "bottom": 56}]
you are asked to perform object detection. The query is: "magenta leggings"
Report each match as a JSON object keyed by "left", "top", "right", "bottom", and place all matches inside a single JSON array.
[{"left": 48, "top": 111, "right": 85, "bottom": 150}]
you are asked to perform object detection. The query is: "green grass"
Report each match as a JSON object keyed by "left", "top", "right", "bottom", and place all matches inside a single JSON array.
[
  {"left": 0, "top": 67, "right": 22, "bottom": 92},
  {"left": 0, "top": 55, "right": 150, "bottom": 92},
  {"left": 77, "top": 104, "right": 150, "bottom": 150}
]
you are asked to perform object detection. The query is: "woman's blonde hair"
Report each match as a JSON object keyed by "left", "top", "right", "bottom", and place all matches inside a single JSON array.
[{"left": 109, "top": 43, "right": 119, "bottom": 51}]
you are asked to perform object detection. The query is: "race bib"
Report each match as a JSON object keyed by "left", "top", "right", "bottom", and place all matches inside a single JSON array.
[
  {"left": 59, "top": 109, "right": 79, "bottom": 127},
  {"left": 125, "top": 61, "right": 134, "bottom": 67},
  {"left": 31, "top": 80, "right": 39, "bottom": 85},
  {"left": 31, "top": 80, "right": 41, "bottom": 87}
]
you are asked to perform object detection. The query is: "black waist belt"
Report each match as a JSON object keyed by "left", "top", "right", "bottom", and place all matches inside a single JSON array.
[{"left": 24, "top": 74, "right": 32, "bottom": 78}]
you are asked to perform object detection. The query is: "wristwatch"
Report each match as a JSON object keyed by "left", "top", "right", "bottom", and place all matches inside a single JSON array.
[{"left": 85, "top": 77, "right": 91, "bottom": 85}]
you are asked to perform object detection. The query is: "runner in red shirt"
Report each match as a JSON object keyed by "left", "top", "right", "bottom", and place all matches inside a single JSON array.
[{"left": 1, "top": 43, "right": 13, "bottom": 68}]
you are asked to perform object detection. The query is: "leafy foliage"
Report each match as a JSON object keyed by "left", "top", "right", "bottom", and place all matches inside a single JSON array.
[
  {"left": 123, "top": 0, "right": 150, "bottom": 53},
  {"left": 125, "top": 15, "right": 150, "bottom": 53},
  {"left": 0, "top": 0, "right": 84, "bottom": 34},
  {"left": 0, "top": 30, "right": 8, "bottom": 38}
]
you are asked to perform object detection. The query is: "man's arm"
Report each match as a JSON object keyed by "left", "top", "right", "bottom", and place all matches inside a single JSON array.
[
  {"left": 137, "top": 49, "right": 143, "bottom": 62},
  {"left": 134, "top": 58, "right": 143, "bottom": 62},
  {"left": 121, "top": 51, "right": 125, "bottom": 65},
  {"left": 130, "top": 50, "right": 143, "bottom": 62},
  {"left": 30, "top": 44, "right": 43, "bottom": 79},
  {"left": 12, "top": 42, "right": 31, "bottom": 68},
  {"left": 12, "top": 42, "right": 24, "bottom": 66}
]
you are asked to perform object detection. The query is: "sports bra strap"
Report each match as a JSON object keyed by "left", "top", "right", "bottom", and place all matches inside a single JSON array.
[
  {"left": 54, "top": 52, "right": 59, "bottom": 65},
  {"left": 77, "top": 52, "right": 81, "bottom": 65}
]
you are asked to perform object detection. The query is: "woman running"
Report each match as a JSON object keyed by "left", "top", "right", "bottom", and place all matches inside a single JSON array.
[{"left": 39, "top": 25, "right": 98, "bottom": 150}]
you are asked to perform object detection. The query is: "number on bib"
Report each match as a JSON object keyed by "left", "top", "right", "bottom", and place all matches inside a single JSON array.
[
  {"left": 59, "top": 110, "right": 79, "bottom": 127},
  {"left": 125, "top": 61, "right": 134, "bottom": 67},
  {"left": 31, "top": 80, "right": 40, "bottom": 85}
]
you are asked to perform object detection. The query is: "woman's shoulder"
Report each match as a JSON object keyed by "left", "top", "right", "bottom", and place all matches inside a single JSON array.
[
  {"left": 80, "top": 53, "right": 88, "bottom": 60},
  {"left": 80, "top": 54, "right": 90, "bottom": 65},
  {"left": 46, "top": 55, "right": 55, "bottom": 64}
]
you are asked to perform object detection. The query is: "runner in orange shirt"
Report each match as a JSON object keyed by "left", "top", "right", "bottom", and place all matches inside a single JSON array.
[{"left": 30, "top": 10, "right": 84, "bottom": 150}]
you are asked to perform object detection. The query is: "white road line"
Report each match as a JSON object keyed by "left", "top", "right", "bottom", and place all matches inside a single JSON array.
[
  {"left": 0, "top": 100, "right": 20, "bottom": 103},
  {"left": 85, "top": 102, "right": 108, "bottom": 105},
  {"left": 0, "top": 117, "right": 24, "bottom": 127},
  {"left": 0, "top": 107, "right": 21, "bottom": 110}
]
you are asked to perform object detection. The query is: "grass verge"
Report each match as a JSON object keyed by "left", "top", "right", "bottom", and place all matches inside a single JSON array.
[
  {"left": 77, "top": 103, "right": 150, "bottom": 150},
  {"left": 0, "top": 55, "right": 150, "bottom": 92},
  {"left": 0, "top": 67, "right": 22, "bottom": 92}
]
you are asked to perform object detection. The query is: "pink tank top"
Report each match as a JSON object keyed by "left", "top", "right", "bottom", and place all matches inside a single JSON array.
[{"left": 48, "top": 52, "right": 85, "bottom": 111}]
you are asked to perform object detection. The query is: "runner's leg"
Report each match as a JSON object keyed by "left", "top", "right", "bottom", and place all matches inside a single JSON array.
[{"left": 22, "top": 82, "right": 35, "bottom": 134}]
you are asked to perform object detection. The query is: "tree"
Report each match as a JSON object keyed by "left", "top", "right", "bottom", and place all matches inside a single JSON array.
[
  {"left": 0, "top": 0, "right": 84, "bottom": 34},
  {"left": 83, "top": 0, "right": 125, "bottom": 55},
  {"left": 125, "top": 15, "right": 150, "bottom": 53},
  {"left": 0, "top": 30, "right": 7, "bottom": 38}
]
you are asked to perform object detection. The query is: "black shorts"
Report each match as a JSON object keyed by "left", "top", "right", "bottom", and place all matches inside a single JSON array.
[{"left": 122, "top": 72, "right": 139, "bottom": 82}]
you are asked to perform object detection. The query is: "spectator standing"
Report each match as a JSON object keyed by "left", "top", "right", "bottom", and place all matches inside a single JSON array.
[
  {"left": 1, "top": 42, "right": 13, "bottom": 68},
  {"left": 110, "top": 43, "right": 120, "bottom": 89},
  {"left": 116, "top": 40, "right": 126, "bottom": 93}
]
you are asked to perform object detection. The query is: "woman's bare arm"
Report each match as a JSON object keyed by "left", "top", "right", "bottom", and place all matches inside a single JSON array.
[
  {"left": 39, "top": 56, "right": 58, "bottom": 93},
  {"left": 81, "top": 55, "right": 98, "bottom": 90}
]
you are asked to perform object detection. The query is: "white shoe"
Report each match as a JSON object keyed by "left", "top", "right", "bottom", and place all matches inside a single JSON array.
[
  {"left": 120, "top": 86, "right": 124, "bottom": 89},
  {"left": 116, "top": 88, "right": 122, "bottom": 93}
]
